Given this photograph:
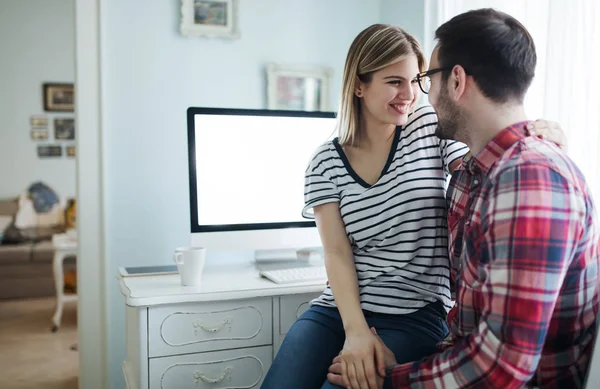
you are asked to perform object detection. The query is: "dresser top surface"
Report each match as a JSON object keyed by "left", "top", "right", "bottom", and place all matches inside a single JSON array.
[{"left": 118, "top": 260, "right": 326, "bottom": 307}]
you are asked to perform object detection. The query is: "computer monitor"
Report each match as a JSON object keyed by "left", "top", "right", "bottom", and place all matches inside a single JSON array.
[{"left": 186, "top": 107, "right": 336, "bottom": 261}]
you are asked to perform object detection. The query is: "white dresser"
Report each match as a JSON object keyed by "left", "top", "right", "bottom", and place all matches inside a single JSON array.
[{"left": 118, "top": 261, "right": 325, "bottom": 389}]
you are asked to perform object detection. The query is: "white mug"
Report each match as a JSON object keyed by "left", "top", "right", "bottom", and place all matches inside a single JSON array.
[{"left": 173, "top": 246, "right": 206, "bottom": 286}]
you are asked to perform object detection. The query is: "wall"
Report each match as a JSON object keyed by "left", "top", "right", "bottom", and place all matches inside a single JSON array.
[
  {"left": 0, "top": 0, "right": 75, "bottom": 199},
  {"left": 379, "top": 0, "right": 429, "bottom": 107},
  {"left": 380, "top": 0, "right": 426, "bottom": 47},
  {"left": 101, "top": 1, "right": 382, "bottom": 387}
]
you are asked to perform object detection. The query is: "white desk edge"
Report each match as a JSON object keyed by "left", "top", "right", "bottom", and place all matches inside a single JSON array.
[{"left": 118, "top": 260, "right": 327, "bottom": 307}]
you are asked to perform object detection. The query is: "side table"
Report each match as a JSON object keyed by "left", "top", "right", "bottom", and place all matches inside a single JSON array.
[{"left": 51, "top": 232, "right": 78, "bottom": 332}]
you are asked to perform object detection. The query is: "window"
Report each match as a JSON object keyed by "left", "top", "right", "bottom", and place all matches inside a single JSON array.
[{"left": 427, "top": 0, "right": 600, "bottom": 202}]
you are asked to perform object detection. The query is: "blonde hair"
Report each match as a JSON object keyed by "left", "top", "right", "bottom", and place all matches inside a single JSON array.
[{"left": 336, "top": 24, "right": 426, "bottom": 147}]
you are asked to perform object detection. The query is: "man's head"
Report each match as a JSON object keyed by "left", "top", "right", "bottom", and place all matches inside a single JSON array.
[{"left": 426, "top": 8, "right": 537, "bottom": 141}]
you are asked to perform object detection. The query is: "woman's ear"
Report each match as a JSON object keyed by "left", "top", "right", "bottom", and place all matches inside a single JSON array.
[{"left": 354, "top": 76, "right": 363, "bottom": 98}]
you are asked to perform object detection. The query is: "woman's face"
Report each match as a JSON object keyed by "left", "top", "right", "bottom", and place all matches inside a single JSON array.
[{"left": 357, "top": 55, "right": 421, "bottom": 127}]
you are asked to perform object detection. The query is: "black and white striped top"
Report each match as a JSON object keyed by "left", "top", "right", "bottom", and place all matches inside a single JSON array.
[{"left": 303, "top": 105, "right": 468, "bottom": 314}]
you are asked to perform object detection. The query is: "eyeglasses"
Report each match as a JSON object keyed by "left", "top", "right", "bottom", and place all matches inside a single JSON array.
[{"left": 416, "top": 67, "right": 453, "bottom": 94}]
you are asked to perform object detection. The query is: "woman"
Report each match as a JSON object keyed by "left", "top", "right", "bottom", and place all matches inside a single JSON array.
[{"left": 261, "top": 24, "right": 562, "bottom": 389}]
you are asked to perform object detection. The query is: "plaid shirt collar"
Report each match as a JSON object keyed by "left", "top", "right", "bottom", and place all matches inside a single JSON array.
[{"left": 464, "top": 121, "right": 533, "bottom": 175}]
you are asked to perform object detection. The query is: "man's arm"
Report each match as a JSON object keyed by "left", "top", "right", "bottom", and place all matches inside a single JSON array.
[{"left": 385, "top": 163, "right": 583, "bottom": 389}]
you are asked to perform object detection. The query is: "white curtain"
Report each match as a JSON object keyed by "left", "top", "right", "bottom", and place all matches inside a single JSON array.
[{"left": 429, "top": 0, "right": 600, "bottom": 203}]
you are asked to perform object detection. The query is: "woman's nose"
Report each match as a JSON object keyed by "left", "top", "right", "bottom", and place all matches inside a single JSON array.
[{"left": 399, "top": 82, "right": 414, "bottom": 101}]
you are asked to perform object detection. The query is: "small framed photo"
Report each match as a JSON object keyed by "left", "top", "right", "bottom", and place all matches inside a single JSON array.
[
  {"left": 30, "top": 115, "right": 48, "bottom": 128},
  {"left": 38, "top": 145, "right": 62, "bottom": 158},
  {"left": 180, "top": 0, "right": 240, "bottom": 39},
  {"left": 267, "top": 63, "right": 333, "bottom": 112},
  {"left": 66, "top": 145, "right": 76, "bottom": 157},
  {"left": 54, "top": 118, "right": 75, "bottom": 140},
  {"left": 43, "top": 83, "right": 74, "bottom": 112},
  {"left": 31, "top": 128, "right": 49, "bottom": 140}
]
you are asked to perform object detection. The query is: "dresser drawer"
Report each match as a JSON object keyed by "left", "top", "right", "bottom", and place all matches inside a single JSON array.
[
  {"left": 279, "top": 293, "right": 320, "bottom": 334},
  {"left": 149, "top": 345, "right": 272, "bottom": 389},
  {"left": 148, "top": 298, "right": 272, "bottom": 357}
]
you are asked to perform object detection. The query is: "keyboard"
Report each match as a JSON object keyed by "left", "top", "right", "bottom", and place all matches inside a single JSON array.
[{"left": 260, "top": 266, "right": 327, "bottom": 284}]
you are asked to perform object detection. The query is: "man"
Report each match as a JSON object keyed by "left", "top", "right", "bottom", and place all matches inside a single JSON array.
[{"left": 329, "top": 8, "right": 600, "bottom": 389}]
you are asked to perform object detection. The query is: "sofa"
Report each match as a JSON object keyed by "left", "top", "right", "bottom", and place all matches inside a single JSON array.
[{"left": 0, "top": 197, "right": 75, "bottom": 300}]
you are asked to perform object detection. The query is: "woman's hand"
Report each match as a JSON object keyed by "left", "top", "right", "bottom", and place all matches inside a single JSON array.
[
  {"left": 339, "top": 327, "right": 386, "bottom": 389},
  {"left": 527, "top": 119, "right": 568, "bottom": 151},
  {"left": 329, "top": 328, "right": 396, "bottom": 389}
]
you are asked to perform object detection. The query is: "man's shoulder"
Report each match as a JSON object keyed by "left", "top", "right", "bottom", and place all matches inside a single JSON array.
[{"left": 492, "top": 138, "right": 587, "bottom": 193}]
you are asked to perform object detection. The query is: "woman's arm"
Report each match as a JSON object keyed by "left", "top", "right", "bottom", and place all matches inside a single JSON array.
[
  {"left": 314, "top": 202, "right": 367, "bottom": 334},
  {"left": 314, "top": 203, "right": 385, "bottom": 389},
  {"left": 448, "top": 158, "right": 464, "bottom": 174},
  {"left": 527, "top": 119, "right": 568, "bottom": 151}
]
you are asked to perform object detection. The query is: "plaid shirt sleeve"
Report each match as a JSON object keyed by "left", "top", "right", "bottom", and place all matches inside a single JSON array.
[{"left": 386, "top": 162, "right": 586, "bottom": 389}]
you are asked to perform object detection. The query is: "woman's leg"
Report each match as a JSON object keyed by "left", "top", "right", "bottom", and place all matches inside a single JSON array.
[
  {"left": 319, "top": 301, "right": 448, "bottom": 389},
  {"left": 262, "top": 305, "right": 345, "bottom": 389},
  {"left": 319, "top": 302, "right": 448, "bottom": 389},
  {"left": 320, "top": 372, "right": 387, "bottom": 389},
  {"left": 368, "top": 300, "right": 449, "bottom": 364},
  {"left": 320, "top": 377, "right": 345, "bottom": 389}
]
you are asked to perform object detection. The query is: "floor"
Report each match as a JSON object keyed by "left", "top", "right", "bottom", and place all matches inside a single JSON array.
[{"left": 0, "top": 297, "right": 78, "bottom": 389}]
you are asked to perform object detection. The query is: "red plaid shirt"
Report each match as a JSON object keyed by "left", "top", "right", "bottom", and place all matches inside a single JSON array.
[{"left": 385, "top": 122, "right": 600, "bottom": 388}]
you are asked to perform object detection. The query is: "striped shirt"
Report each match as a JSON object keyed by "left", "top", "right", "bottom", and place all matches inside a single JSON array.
[
  {"left": 302, "top": 105, "right": 468, "bottom": 314},
  {"left": 386, "top": 122, "right": 600, "bottom": 388}
]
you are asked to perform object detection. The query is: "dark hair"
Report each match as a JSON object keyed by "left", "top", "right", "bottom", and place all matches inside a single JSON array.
[{"left": 435, "top": 8, "right": 536, "bottom": 103}]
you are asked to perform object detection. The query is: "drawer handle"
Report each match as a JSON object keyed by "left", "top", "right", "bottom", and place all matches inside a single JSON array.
[
  {"left": 193, "top": 366, "right": 233, "bottom": 385},
  {"left": 193, "top": 317, "right": 233, "bottom": 334}
]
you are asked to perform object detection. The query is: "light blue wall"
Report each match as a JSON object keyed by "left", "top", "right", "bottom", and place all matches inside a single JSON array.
[
  {"left": 380, "top": 0, "right": 426, "bottom": 47},
  {"left": 379, "top": 0, "right": 429, "bottom": 106},
  {"left": 101, "top": 1, "right": 382, "bottom": 388},
  {"left": 0, "top": 0, "right": 75, "bottom": 199}
]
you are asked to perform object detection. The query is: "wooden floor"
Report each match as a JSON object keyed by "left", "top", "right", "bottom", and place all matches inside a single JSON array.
[{"left": 0, "top": 297, "right": 78, "bottom": 389}]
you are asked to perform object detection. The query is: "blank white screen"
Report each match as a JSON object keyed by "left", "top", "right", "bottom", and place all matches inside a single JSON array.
[{"left": 195, "top": 113, "right": 335, "bottom": 226}]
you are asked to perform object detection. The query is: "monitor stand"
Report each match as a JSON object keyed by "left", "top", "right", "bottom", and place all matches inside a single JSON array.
[
  {"left": 254, "top": 249, "right": 298, "bottom": 264},
  {"left": 253, "top": 249, "right": 323, "bottom": 271}
]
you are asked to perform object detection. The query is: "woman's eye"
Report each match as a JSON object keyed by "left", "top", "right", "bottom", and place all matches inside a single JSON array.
[
  {"left": 411, "top": 79, "right": 419, "bottom": 84},
  {"left": 388, "top": 80, "right": 402, "bottom": 85}
]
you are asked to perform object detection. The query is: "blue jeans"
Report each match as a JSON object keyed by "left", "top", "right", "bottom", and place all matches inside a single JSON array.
[{"left": 261, "top": 301, "right": 448, "bottom": 389}]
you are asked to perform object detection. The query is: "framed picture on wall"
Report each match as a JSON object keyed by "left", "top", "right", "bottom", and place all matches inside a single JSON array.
[
  {"left": 180, "top": 0, "right": 240, "bottom": 38},
  {"left": 31, "top": 128, "right": 49, "bottom": 140},
  {"left": 30, "top": 115, "right": 48, "bottom": 127},
  {"left": 266, "top": 63, "right": 333, "bottom": 112},
  {"left": 54, "top": 118, "right": 75, "bottom": 140},
  {"left": 43, "top": 83, "right": 74, "bottom": 112},
  {"left": 37, "top": 145, "right": 62, "bottom": 158}
]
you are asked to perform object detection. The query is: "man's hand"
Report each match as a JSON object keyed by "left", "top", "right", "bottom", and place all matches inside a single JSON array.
[
  {"left": 338, "top": 327, "right": 384, "bottom": 389},
  {"left": 328, "top": 328, "right": 397, "bottom": 389},
  {"left": 329, "top": 354, "right": 380, "bottom": 388}
]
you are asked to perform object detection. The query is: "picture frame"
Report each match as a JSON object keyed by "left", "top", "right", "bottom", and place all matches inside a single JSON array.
[
  {"left": 66, "top": 145, "right": 76, "bottom": 157},
  {"left": 266, "top": 63, "right": 333, "bottom": 112},
  {"left": 54, "top": 118, "right": 75, "bottom": 140},
  {"left": 43, "top": 83, "right": 74, "bottom": 112},
  {"left": 31, "top": 128, "right": 49, "bottom": 140},
  {"left": 30, "top": 115, "right": 48, "bottom": 128},
  {"left": 180, "top": 0, "right": 240, "bottom": 39},
  {"left": 37, "top": 145, "right": 62, "bottom": 158}
]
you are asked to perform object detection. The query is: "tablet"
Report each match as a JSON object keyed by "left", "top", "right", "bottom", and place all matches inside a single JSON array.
[{"left": 118, "top": 265, "right": 178, "bottom": 277}]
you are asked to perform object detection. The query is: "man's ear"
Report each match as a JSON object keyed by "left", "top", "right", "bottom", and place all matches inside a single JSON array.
[{"left": 448, "top": 65, "right": 468, "bottom": 102}]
